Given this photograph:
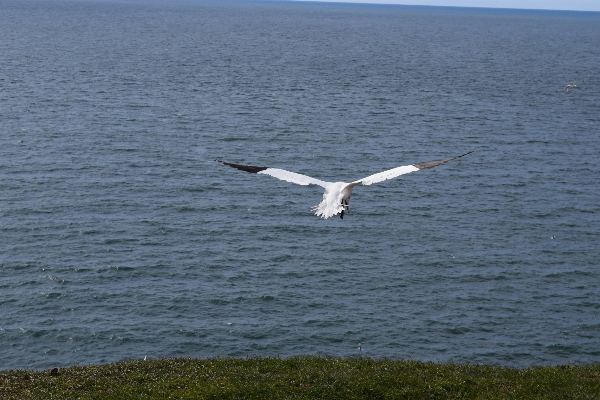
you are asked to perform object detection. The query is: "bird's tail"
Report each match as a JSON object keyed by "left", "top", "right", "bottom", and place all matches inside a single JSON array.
[{"left": 311, "top": 189, "right": 344, "bottom": 219}]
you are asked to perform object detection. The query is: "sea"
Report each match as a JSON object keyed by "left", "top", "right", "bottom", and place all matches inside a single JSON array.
[{"left": 1, "top": 0, "right": 599, "bottom": 371}]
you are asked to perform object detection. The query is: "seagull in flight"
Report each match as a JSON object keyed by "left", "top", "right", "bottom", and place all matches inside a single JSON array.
[
  {"left": 216, "top": 151, "right": 473, "bottom": 219},
  {"left": 565, "top": 82, "right": 577, "bottom": 93}
]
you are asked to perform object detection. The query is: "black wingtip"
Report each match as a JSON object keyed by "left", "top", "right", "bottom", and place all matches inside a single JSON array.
[
  {"left": 457, "top": 150, "right": 475, "bottom": 158},
  {"left": 414, "top": 150, "right": 474, "bottom": 170},
  {"left": 216, "top": 160, "right": 269, "bottom": 174}
]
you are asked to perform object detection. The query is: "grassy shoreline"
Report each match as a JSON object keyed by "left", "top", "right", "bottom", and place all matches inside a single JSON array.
[{"left": 2, "top": 357, "right": 599, "bottom": 399}]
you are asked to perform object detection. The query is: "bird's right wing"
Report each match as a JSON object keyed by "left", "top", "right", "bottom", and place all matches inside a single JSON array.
[
  {"left": 351, "top": 151, "right": 474, "bottom": 187},
  {"left": 354, "top": 165, "right": 420, "bottom": 186},
  {"left": 216, "top": 160, "right": 330, "bottom": 188}
]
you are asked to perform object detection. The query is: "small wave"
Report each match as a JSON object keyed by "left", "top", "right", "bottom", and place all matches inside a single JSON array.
[
  {"left": 103, "top": 238, "right": 138, "bottom": 244},
  {"left": 41, "top": 292, "right": 64, "bottom": 299},
  {"left": 175, "top": 206, "right": 196, "bottom": 212},
  {"left": 545, "top": 270, "right": 594, "bottom": 279},
  {"left": 445, "top": 326, "right": 471, "bottom": 335},
  {"left": 103, "top": 266, "right": 135, "bottom": 272}
]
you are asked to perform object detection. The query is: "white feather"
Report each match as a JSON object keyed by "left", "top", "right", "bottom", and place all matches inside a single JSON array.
[
  {"left": 311, "top": 182, "right": 346, "bottom": 219},
  {"left": 357, "top": 165, "right": 419, "bottom": 186},
  {"left": 258, "top": 168, "right": 329, "bottom": 188}
]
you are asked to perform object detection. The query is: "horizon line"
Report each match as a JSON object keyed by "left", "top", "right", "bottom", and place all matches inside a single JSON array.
[{"left": 288, "top": 0, "right": 600, "bottom": 13}]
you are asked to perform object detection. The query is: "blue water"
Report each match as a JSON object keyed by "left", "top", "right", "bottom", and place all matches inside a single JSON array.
[{"left": 1, "top": 0, "right": 600, "bottom": 370}]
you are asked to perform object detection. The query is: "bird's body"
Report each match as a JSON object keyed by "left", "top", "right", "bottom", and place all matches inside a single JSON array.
[
  {"left": 216, "top": 151, "right": 472, "bottom": 219},
  {"left": 566, "top": 82, "right": 577, "bottom": 93}
]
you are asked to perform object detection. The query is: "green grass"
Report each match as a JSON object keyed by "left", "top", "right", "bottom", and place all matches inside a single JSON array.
[{"left": 1, "top": 357, "right": 599, "bottom": 399}]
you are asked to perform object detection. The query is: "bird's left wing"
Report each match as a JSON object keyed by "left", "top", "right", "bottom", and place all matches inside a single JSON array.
[
  {"left": 216, "top": 160, "right": 330, "bottom": 188},
  {"left": 350, "top": 151, "right": 473, "bottom": 187}
]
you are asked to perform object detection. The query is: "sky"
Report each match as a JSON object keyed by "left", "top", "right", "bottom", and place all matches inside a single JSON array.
[{"left": 295, "top": 0, "right": 600, "bottom": 12}]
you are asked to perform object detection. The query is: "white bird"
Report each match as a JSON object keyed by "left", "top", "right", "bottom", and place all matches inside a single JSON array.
[
  {"left": 565, "top": 82, "right": 577, "bottom": 93},
  {"left": 216, "top": 151, "right": 473, "bottom": 219}
]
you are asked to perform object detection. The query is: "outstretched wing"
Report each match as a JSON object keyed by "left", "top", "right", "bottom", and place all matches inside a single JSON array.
[
  {"left": 216, "top": 160, "right": 330, "bottom": 188},
  {"left": 351, "top": 151, "right": 473, "bottom": 187}
]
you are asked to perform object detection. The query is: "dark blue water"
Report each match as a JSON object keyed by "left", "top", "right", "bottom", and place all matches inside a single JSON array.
[{"left": 1, "top": 0, "right": 599, "bottom": 370}]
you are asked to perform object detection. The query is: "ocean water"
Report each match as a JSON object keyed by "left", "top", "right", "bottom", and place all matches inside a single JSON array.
[{"left": 1, "top": 0, "right": 599, "bottom": 370}]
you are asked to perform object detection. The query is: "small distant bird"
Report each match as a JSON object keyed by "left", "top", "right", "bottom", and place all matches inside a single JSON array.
[
  {"left": 565, "top": 82, "right": 577, "bottom": 93},
  {"left": 216, "top": 151, "right": 473, "bottom": 219},
  {"left": 50, "top": 367, "right": 60, "bottom": 376},
  {"left": 551, "top": 235, "right": 556, "bottom": 240},
  {"left": 144, "top": 355, "right": 147, "bottom": 361},
  {"left": 358, "top": 343, "right": 363, "bottom": 353}
]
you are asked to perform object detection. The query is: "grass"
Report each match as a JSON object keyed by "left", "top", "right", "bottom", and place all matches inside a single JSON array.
[{"left": 1, "top": 357, "right": 599, "bottom": 399}]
